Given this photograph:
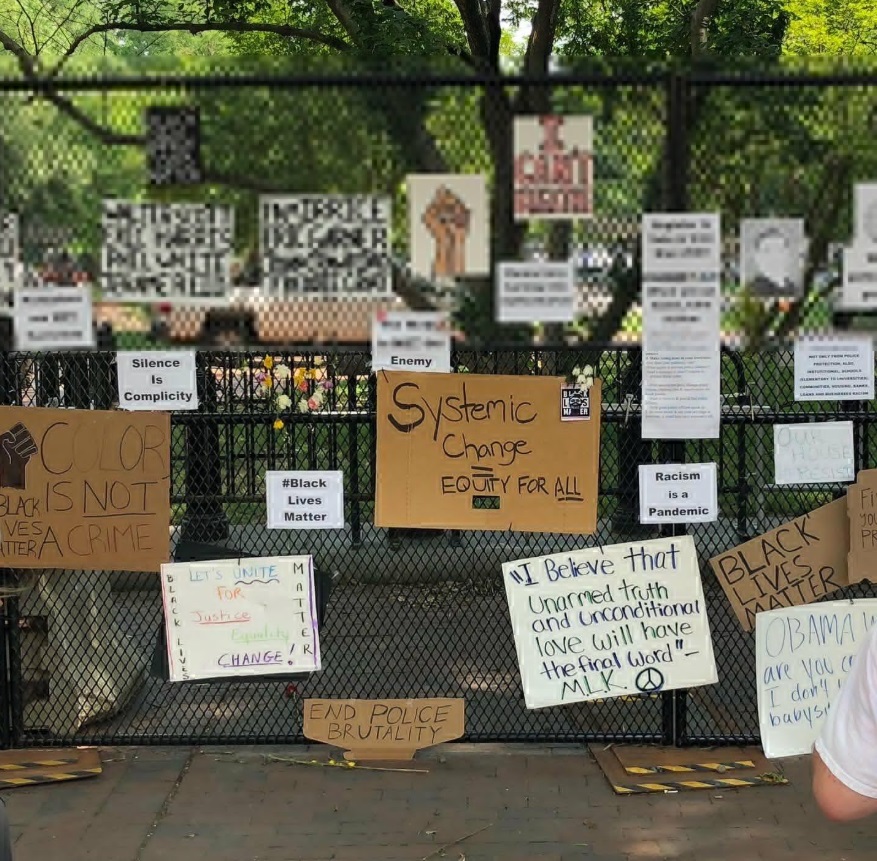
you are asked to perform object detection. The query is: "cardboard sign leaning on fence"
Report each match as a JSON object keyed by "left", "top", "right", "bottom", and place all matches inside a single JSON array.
[
  {"left": 708, "top": 497, "right": 849, "bottom": 632},
  {"left": 303, "top": 698, "right": 465, "bottom": 761},
  {"left": 0, "top": 406, "right": 171, "bottom": 572},
  {"left": 848, "top": 469, "right": 877, "bottom": 584}
]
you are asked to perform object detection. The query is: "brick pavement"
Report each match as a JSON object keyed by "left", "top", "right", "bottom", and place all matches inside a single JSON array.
[{"left": 2, "top": 744, "right": 873, "bottom": 861}]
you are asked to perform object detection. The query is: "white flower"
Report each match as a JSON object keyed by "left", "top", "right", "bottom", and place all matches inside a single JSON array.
[
  {"left": 582, "top": 365, "right": 594, "bottom": 377},
  {"left": 297, "top": 399, "right": 309, "bottom": 413},
  {"left": 276, "top": 394, "right": 292, "bottom": 410},
  {"left": 311, "top": 389, "right": 325, "bottom": 405},
  {"left": 274, "top": 364, "right": 291, "bottom": 381}
]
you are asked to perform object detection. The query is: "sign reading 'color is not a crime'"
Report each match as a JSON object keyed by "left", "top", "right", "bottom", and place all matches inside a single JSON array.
[{"left": 0, "top": 406, "right": 171, "bottom": 571}]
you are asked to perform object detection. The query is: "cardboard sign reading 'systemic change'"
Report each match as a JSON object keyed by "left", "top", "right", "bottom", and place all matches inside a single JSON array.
[
  {"left": 708, "top": 498, "right": 849, "bottom": 632},
  {"left": 375, "top": 371, "right": 601, "bottom": 534},
  {"left": 0, "top": 406, "right": 171, "bottom": 572}
]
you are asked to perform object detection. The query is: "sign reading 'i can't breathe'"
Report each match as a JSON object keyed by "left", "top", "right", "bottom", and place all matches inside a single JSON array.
[{"left": 638, "top": 463, "right": 718, "bottom": 524}]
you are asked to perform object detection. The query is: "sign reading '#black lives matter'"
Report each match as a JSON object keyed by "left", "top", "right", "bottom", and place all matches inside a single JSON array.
[{"left": 0, "top": 406, "right": 171, "bottom": 572}]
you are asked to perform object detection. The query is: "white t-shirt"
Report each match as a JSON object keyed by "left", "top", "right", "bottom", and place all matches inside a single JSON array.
[{"left": 814, "top": 624, "right": 877, "bottom": 798}]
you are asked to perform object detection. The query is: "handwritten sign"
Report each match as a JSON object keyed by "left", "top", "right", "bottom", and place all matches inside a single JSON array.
[
  {"left": 375, "top": 371, "right": 601, "bottom": 534},
  {"left": 501, "top": 536, "right": 717, "bottom": 710},
  {"left": 756, "top": 601, "right": 877, "bottom": 758},
  {"left": 708, "top": 498, "right": 849, "bottom": 632},
  {"left": 0, "top": 406, "right": 170, "bottom": 572},
  {"left": 847, "top": 469, "right": 877, "bottom": 584},
  {"left": 773, "top": 421, "right": 854, "bottom": 485},
  {"left": 303, "top": 698, "right": 465, "bottom": 761},
  {"left": 160, "top": 555, "right": 320, "bottom": 682}
]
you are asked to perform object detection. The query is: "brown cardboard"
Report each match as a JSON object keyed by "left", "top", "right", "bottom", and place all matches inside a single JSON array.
[
  {"left": 374, "top": 371, "right": 601, "bottom": 534},
  {"left": 303, "top": 698, "right": 465, "bottom": 761},
  {"left": 708, "top": 497, "right": 849, "bottom": 632},
  {"left": 0, "top": 406, "right": 171, "bottom": 572},
  {"left": 847, "top": 469, "right": 877, "bottom": 584}
]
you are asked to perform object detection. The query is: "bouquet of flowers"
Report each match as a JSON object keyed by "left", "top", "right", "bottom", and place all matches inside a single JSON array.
[
  {"left": 569, "top": 364, "right": 595, "bottom": 391},
  {"left": 255, "top": 356, "right": 334, "bottom": 432}
]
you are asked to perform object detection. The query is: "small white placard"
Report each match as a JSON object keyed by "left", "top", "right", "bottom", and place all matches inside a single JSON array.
[
  {"left": 496, "top": 261, "right": 576, "bottom": 323},
  {"left": 773, "top": 421, "right": 855, "bottom": 485},
  {"left": 854, "top": 183, "right": 877, "bottom": 246},
  {"left": 794, "top": 335, "right": 875, "bottom": 402},
  {"left": 266, "top": 470, "right": 345, "bottom": 530},
  {"left": 638, "top": 463, "right": 718, "bottom": 524},
  {"left": 371, "top": 310, "right": 451, "bottom": 373},
  {"left": 117, "top": 351, "right": 198, "bottom": 410},
  {"left": 13, "top": 285, "right": 94, "bottom": 350},
  {"left": 840, "top": 245, "right": 877, "bottom": 310}
]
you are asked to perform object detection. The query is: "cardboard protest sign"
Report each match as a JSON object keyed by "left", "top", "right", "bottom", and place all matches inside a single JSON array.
[
  {"left": 375, "top": 371, "right": 601, "bottom": 534},
  {"left": 847, "top": 469, "right": 877, "bottom": 583},
  {"left": 756, "top": 600, "right": 877, "bottom": 758},
  {"left": 501, "top": 535, "right": 717, "bottom": 710},
  {"left": 303, "top": 698, "right": 465, "bottom": 761},
  {"left": 160, "top": 556, "right": 320, "bottom": 682},
  {"left": 708, "top": 498, "right": 849, "bottom": 632},
  {"left": 0, "top": 406, "right": 170, "bottom": 572}
]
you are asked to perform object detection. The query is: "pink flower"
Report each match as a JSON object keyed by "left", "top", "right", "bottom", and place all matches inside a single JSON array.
[
  {"left": 298, "top": 380, "right": 310, "bottom": 393},
  {"left": 307, "top": 397, "right": 320, "bottom": 410}
]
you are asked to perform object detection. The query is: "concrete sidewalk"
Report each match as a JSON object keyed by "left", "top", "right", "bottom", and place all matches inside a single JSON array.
[{"left": 2, "top": 744, "right": 872, "bottom": 861}]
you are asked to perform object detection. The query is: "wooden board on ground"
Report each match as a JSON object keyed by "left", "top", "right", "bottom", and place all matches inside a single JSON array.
[
  {"left": 0, "top": 747, "right": 102, "bottom": 789},
  {"left": 588, "top": 744, "right": 786, "bottom": 794}
]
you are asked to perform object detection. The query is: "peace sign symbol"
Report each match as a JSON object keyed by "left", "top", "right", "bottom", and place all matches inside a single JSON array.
[{"left": 635, "top": 667, "right": 665, "bottom": 693}]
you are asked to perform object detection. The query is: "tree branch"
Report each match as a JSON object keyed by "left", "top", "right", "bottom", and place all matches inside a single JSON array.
[
  {"left": 523, "top": 0, "right": 561, "bottom": 74},
  {"left": 0, "top": 25, "right": 36, "bottom": 75},
  {"left": 324, "top": 0, "right": 361, "bottom": 43},
  {"left": 690, "top": 0, "right": 722, "bottom": 57},
  {"left": 39, "top": 88, "right": 145, "bottom": 145},
  {"left": 452, "top": 0, "right": 491, "bottom": 65}
]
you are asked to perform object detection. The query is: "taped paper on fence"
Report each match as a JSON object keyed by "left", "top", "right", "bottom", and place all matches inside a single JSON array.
[
  {"left": 0, "top": 405, "right": 170, "bottom": 572},
  {"left": 847, "top": 469, "right": 877, "bottom": 584},
  {"left": 709, "top": 497, "right": 849, "bottom": 632},
  {"left": 303, "top": 698, "right": 465, "bottom": 761},
  {"left": 501, "top": 535, "right": 717, "bottom": 710},
  {"left": 375, "top": 371, "right": 601, "bottom": 535},
  {"left": 756, "top": 601, "right": 877, "bottom": 758}
]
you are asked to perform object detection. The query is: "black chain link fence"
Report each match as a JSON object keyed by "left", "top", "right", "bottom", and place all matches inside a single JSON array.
[{"left": 1, "top": 66, "right": 877, "bottom": 747}]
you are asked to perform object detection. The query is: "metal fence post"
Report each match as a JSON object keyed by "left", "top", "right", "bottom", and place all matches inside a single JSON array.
[{"left": 180, "top": 351, "right": 229, "bottom": 544}]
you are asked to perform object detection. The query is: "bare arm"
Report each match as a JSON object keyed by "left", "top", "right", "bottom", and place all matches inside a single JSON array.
[{"left": 813, "top": 749, "right": 877, "bottom": 822}]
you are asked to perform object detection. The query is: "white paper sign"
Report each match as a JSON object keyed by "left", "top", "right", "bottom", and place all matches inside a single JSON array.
[
  {"left": 740, "top": 218, "right": 804, "bottom": 299},
  {"left": 266, "top": 470, "right": 344, "bottom": 530},
  {"left": 854, "top": 183, "right": 877, "bottom": 246},
  {"left": 0, "top": 213, "right": 20, "bottom": 296},
  {"left": 794, "top": 335, "right": 875, "bottom": 402},
  {"left": 773, "top": 421, "right": 854, "bottom": 485},
  {"left": 638, "top": 463, "right": 718, "bottom": 524},
  {"left": 101, "top": 201, "right": 234, "bottom": 304},
  {"left": 371, "top": 310, "right": 451, "bottom": 373},
  {"left": 840, "top": 245, "right": 877, "bottom": 310},
  {"left": 13, "top": 285, "right": 94, "bottom": 350},
  {"left": 501, "top": 535, "right": 717, "bottom": 710},
  {"left": 160, "top": 555, "right": 321, "bottom": 682},
  {"left": 117, "top": 350, "right": 198, "bottom": 410},
  {"left": 756, "top": 600, "right": 877, "bottom": 758},
  {"left": 641, "top": 213, "right": 721, "bottom": 440},
  {"left": 496, "top": 261, "right": 576, "bottom": 323}
]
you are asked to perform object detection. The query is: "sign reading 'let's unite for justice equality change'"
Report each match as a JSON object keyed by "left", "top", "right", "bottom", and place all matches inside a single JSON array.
[
  {"left": 374, "top": 371, "right": 602, "bottom": 534},
  {"left": 0, "top": 406, "right": 170, "bottom": 572}
]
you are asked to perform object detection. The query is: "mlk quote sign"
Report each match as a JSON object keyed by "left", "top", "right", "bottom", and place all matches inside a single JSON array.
[
  {"left": 375, "top": 371, "right": 601, "bottom": 534},
  {"left": 0, "top": 406, "right": 171, "bottom": 572}
]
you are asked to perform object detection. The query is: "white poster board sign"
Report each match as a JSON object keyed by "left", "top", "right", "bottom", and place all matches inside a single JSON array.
[
  {"left": 101, "top": 201, "right": 234, "bottom": 304},
  {"left": 160, "top": 555, "right": 321, "bottom": 682},
  {"left": 496, "top": 261, "right": 576, "bottom": 323},
  {"left": 117, "top": 351, "right": 198, "bottom": 410},
  {"left": 371, "top": 310, "right": 451, "bottom": 373},
  {"left": 840, "top": 245, "right": 877, "bottom": 310},
  {"left": 641, "top": 213, "right": 721, "bottom": 440},
  {"left": 13, "top": 285, "right": 95, "bottom": 350},
  {"left": 638, "top": 463, "right": 718, "bottom": 524},
  {"left": 773, "top": 421, "right": 854, "bottom": 485},
  {"left": 794, "top": 335, "right": 875, "bottom": 402},
  {"left": 756, "top": 600, "right": 877, "bottom": 758},
  {"left": 854, "top": 183, "right": 877, "bottom": 246},
  {"left": 739, "top": 218, "right": 805, "bottom": 299},
  {"left": 501, "top": 535, "right": 717, "bottom": 710},
  {"left": 266, "top": 470, "right": 345, "bottom": 530}
]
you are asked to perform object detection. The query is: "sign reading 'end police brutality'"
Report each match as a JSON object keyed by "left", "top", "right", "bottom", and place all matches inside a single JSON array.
[
  {"left": 638, "top": 463, "right": 718, "bottom": 524},
  {"left": 265, "top": 471, "right": 345, "bottom": 530},
  {"left": 117, "top": 351, "right": 198, "bottom": 411}
]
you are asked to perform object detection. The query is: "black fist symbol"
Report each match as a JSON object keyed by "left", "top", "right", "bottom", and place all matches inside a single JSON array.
[{"left": 0, "top": 423, "right": 38, "bottom": 490}]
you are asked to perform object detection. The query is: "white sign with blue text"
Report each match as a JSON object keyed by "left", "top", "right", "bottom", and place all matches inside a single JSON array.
[
  {"left": 756, "top": 600, "right": 877, "bottom": 758},
  {"left": 160, "top": 555, "right": 321, "bottom": 682},
  {"left": 501, "top": 535, "right": 717, "bottom": 710},
  {"left": 638, "top": 463, "right": 718, "bottom": 524}
]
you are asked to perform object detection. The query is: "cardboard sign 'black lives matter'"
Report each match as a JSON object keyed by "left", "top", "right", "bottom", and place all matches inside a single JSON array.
[{"left": 0, "top": 406, "right": 171, "bottom": 572}]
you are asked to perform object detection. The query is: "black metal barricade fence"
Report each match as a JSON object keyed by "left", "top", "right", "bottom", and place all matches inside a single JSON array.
[{"left": 0, "top": 345, "right": 873, "bottom": 749}]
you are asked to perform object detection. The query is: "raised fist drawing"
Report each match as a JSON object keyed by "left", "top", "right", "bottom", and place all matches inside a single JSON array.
[
  {"left": 0, "top": 423, "right": 38, "bottom": 490},
  {"left": 422, "top": 185, "right": 471, "bottom": 279}
]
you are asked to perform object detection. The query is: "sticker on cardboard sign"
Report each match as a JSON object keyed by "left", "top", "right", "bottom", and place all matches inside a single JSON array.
[{"left": 561, "top": 386, "right": 591, "bottom": 421}]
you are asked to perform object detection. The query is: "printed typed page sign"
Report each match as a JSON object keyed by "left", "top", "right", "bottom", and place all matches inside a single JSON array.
[
  {"left": 374, "top": 371, "right": 601, "bottom": 534},
  {"left": 0, "top": 406, "right": 170, "bottom": 572},
  {"left": 501, "top": 536, "right": 717, "bottom": 710}
]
